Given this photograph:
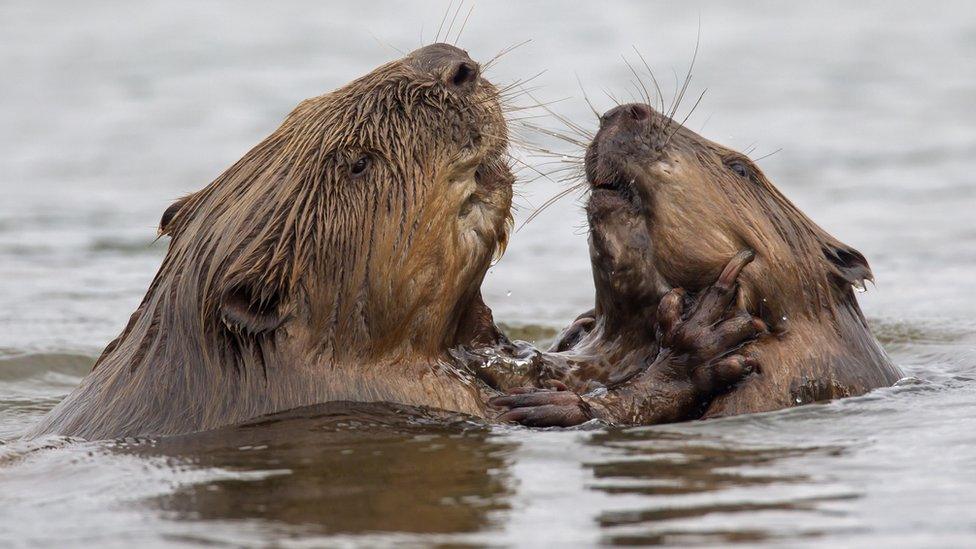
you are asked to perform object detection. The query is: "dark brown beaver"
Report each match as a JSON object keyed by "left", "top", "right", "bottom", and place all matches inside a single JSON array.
[
  {"left": 581, "top": 102, "right": 904, "bottom": 417},
  {"left": 28, "top": 43, "right": 517, "bottom": 440}
]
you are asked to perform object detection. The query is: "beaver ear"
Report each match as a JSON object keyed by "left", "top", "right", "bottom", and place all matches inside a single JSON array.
[
  {"left": 159, "top": 194, "right": 194, "bottom": 236},
  {"left": 823, "top": 244, "right": 873, "bottom": 289},
  {"left": 219, "top": 278, "right": 288, "bottom": 335}
]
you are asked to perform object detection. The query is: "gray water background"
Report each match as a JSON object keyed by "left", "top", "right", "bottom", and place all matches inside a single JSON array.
[{"left": 1, "top": 1, "right": 975, "bottom": 547}]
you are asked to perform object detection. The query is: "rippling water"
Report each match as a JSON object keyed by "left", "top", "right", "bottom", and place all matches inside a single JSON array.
[{"left": 1, "top": 1, "right": 975, "bottom": 546}]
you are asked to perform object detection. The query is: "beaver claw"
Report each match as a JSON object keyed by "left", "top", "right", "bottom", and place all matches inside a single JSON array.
[
  {"left": 490, "top": 382, "right": 594, "bottom": 427},
  {"left": 653, "top": 249, "right": 766, "bottom": 392},
  {"left": 492, "top": 250, "right": 767, "bottom": 428}
]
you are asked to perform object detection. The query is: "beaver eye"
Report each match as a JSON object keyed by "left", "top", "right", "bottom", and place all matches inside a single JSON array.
[
  {"left": 349, "top": 155, "right": 370, "bottom": 177},
  {"left": 728, "top": 160, "right": 750, "bottom": 178}
]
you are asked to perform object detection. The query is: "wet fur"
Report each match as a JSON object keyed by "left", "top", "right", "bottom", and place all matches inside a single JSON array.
[
  {"left": 29, "top": 44, "right": 514, "bottom": 440},
  {"left": 585, "top": 104, "right": 903, "bottom": 417}
]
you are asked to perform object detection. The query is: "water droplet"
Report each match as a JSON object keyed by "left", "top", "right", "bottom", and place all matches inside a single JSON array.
[
  {"left": 795, "top": 397, "right": 802, "bottom": 404},
  {"left": 506, "top": 291, "right": 512, "bottom": 297},
  {"left": 853, "top": 281, "right": 867, "bottom": 293},
  {"left": 781, "top": 315, "right": 788, "bottom": 322}
]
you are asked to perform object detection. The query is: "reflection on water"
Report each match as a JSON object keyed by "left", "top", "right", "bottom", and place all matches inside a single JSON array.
[
  {"left": 584, "top": 430, "right": 855, "bottom": 545},
  {"left": 589, "top": 431, "right": 816, "bottom": 498},
  {"left": 0, "top": 403, "right": 517, "bottom": 546},
  {"left": 136, "top": 403, "right": 514, "bottom": 537}
]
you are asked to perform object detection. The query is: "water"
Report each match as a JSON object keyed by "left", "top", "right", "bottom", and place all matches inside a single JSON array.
[{"left": 1, "top": 1, "right": 975, "bottom": 546}]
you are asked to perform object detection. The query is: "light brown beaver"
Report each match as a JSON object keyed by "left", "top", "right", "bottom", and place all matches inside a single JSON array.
[
  {"left": 27, "top": 45, "right": 755, "bottom": 440},
  {"left": 29, "top": 43, "right": 517, "bottom": 440},
  {"left": 492, "top": 102, "right": 904, "bottom": 424}
]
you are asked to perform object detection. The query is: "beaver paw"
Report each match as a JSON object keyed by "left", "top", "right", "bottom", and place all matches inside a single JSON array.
[
  {"left": 653, "top": 249, "right": 767, "bottom": 393},
  {"left": 489, "top": 381, "right": 594, "bottom": 427}
]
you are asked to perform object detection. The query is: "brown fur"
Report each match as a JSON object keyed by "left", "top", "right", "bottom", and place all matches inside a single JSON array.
[
  {"left": 583, "top": 103, "right": 903, "bottom": 417},
  {"left": 28, "top": 43, "right": 514, "bottom": 440}
]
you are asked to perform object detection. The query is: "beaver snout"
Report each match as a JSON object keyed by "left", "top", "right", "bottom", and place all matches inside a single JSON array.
[
  {"left": 410, "top": 42, "right": 480, "bottom": 90},
  {"left": 594, "top": 103, "right": 663, "bottom": 156},
  {"left": 602, "top": 103, "right": 653, "bottom": 125},
  {"left": 585, "top": 103, "right": 666, "bottom": 202}
]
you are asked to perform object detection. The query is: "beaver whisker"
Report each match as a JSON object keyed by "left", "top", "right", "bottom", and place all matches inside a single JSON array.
[
  {"left": 452, "top": 3, "right": 476, "bottom": 45},
  {"left": 495, "top": 71, "right": 547, "bottom": 97},
  {"left": 518, "top": 140, "right": 585, "bottom": 158},
  {"left": 663, "top": 88, "right": 708, "bottom": 151},
  {"left": 524, "top": 150, "right": 584, "bottom": 163},
  {"left": 556, "top": 172, "right": 586, "bottom": 184},
  {"left": 665, "top": 29, "right": 701, "bottom": 136},
  {"left": 476, "top": 129, "right": 531, "bottom": 152},
  {"left": 519, "top": 180, "right": 589, "bottom": 230},
  {"left": 505, "top": 151, "right": 557, "bottom": 182},
  {"left": 661, "top": 30, "right": 701, "bottom": 146},
  {"left": 442, "top": 0, "right": 466, "bottom": 45},
  {"left": 368, "top": 31, "right": 404, "bottom": 56},
  {"left": 625, "top": 80, "right": 647, "bottom": 108},
  {"left": 753, "top": 148, "right": 784, "bottom": 163},
  {"left": 575, "top": 74, "right": 602, "bottom": 119},
  {"left": 519, "top": 122, "right": 589, "bottom": 148},
  {"left": 434, "top": 0, "right": 455, "bottom": 43},
  {"left": 512, "top": 166, "right": 583, "bottom": 188},
  {"left": 505, "top": 114, "right": 554, "bottom": 123},
  {"left": 522, "top": 157, "right": 582, "bottom": 175},
  {"left": 622, "top": 54, "right": 654, "bottom": 108},
  {"left": 482, "top": 39, "right": 533, "bottom": 73},
  {"left": 667, "top": 64, "right": 695, "bottom": 127},
  {"left": 499, "top": 95, "right": 568, "bottom": 113},
  {"left": 527, "top": 160, "right": 584, "bottom": 172},
  {"left": 521, "top": 89, "right": 595, "bottom": 140},
  {"left": 633, "top": 46, "right": 667, "bottom": 115},
  {"left": 519, "top": 153, "right": 583, "bottom": 173},
  {"left": 601, "top": 87, "right": 621, "bottom": 107}
]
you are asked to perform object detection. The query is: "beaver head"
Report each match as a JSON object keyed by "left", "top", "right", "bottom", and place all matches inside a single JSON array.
[
  {"left": 584, "top": 103, "right": 872, "bottom": 334},
  {"left": 136, "top": 43, "right": 513, "bottom": 369}
]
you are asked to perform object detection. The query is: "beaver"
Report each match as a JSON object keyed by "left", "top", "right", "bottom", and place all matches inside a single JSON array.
[
  {"left": 493, "top": 102, "right": 904, "bottom": 424},
  {"left": 28, "top": 43, "right": 517, "bottom": 440}
]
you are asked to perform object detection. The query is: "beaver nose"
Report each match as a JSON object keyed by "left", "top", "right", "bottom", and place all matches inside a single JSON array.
[
  {"left": 600, "top": 103, "right": 653, "bottom": 127},
  {"left": 410, "top": 43, "right": 480, "bottom": 90}
]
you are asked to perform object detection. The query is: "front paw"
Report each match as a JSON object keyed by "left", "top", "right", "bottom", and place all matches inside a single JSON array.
[
  {"left": 689, "top": 352, "right": 760, "bottom": 395},
  {"left": 655, "top": 250, "right": 767, "bottom": 391},
  {"left": 489, "top": 382, "right": 595, "bottom": 427}
]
